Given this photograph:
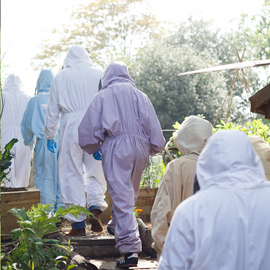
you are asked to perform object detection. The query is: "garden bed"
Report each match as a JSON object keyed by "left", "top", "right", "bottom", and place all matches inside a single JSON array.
[
  {"left": 101, "top": 188, "right": 158, "bottom": 223},
  {"left": 1, "top": 187, "right": 40, "bottom": 234}
]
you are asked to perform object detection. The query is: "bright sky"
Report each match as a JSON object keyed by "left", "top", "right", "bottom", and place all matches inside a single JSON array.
[{"left": 1, "top": 0, "right": 265, "bottom": 96}]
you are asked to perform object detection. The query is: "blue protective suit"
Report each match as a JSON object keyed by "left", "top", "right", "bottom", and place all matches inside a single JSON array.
[{"left": 21, "top": 69, "right": 64, "bottom": 212}]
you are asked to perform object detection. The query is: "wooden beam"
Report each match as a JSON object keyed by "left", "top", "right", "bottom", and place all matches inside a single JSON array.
[{"left": 178, "top": 59, "right": 270, "bottom": 76}]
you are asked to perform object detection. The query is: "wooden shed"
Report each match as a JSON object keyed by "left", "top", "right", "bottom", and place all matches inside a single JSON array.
[{"left": 249, "top": 83, "right": 270, "bottom": 119}]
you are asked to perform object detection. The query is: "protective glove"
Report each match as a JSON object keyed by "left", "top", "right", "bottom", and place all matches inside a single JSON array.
[
  {"left": 93, "top": 150, "right": 102, "bottom": 160},
  {"left": 47, "top": 139, "right": 57, "bottom": 153}
]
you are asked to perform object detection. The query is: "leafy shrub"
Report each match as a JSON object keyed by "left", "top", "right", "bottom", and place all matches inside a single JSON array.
[
  {"left": 2, "top": 203, "right": 91, "bottom": 270},
  {"left": 1, "top": 138, "right": 18, "bottom": 185},
  {"left": 214, "top": 119, "right": 270, "bottom": 144},
  {"left": 165, "top": 117, "right": 270, "bottom": 164},
  {"left": 140, "top": 156, "right": 165, "bottom": 188}
]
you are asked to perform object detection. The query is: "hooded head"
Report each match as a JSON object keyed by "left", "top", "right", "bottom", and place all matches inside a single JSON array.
[
  {"left": 63, "top": 45, "right": 92, "bottom": 69},
  {"left": 173, "top": 115, "right": 213, "bottom": 156},
  {"left": 2, "top": 74, "right": 24, "bottom": 92},
  {"left": 248, "top": 136, "right": 270, "bottom": 180},
  {"left": 196, "top": 130, "right": 266, "bottom": 190},
  {"left": 35, "top": 69, "right": 54, "bottom": 94},
  {"left": 101, "top": 61, "right": 135, "bottom": 90}
]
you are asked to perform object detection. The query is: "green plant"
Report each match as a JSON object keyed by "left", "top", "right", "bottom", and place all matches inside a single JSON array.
[
  {"left": 165, "top": 117, "right": 270, "bottom": 165},
  {"left": 55, "top": 239, "right": 75, "bottom": 270},
  {"left": 2, "top": 203, "right": 91, "bottom": 270},
  {"left": 140, "top": 156, "right": 165, "bottom": 188},
  {"left": 214, "top": 119, "right": 270, "bottom": 144},
  {"left": 0, "top": 138, "right": 18, "bottom": 185}
]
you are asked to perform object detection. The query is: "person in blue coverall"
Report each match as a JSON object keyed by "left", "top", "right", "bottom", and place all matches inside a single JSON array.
[{"left": 21, "top": 69, "right": 65, "bottom": 212}]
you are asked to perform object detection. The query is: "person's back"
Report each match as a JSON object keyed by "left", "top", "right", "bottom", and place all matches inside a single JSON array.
[
  {"left": 159, "top": 130, "right": 270, "bottom": 270},
  {"left": 21, "top": 69, "right": 64, "bottom": 212},
  {"left": 52, "top": 63, "right": 101, "bottom": 114},
  {"left": 44, "top": 45, "right": 107, "bottom": 235},
  {"left": 45, "top": 47, "right": 102, "bottom": 146},
  {"left": 1, "top": 74, "right": 31, "bottom": 187},
  {"left": 151, "top": 116, "right": 213, "bottom": 258},
  {"left": 78, "top": 61, "right": 165, "bottom": 268},
  {"left": 1, "top": 75, "right": 31, "bottom": 142}
]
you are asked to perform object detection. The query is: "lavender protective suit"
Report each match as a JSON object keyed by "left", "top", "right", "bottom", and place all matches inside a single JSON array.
[{"left": 79, "top": 61, "right": 165, "bottom": 254}]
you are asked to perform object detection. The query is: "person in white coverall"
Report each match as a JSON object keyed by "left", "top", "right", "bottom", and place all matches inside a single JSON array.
[
  {"left": 1, "top": 74, "right": 32, "bottom": 187},
  {"left": 158, "top": 130, "right": 270, "bottom": 270},
  {"left": 151, "top": 115, "right": 213, "bottom": 259},
  {"left": 44, "top": 45, "right": 107, "bottom": 236}
]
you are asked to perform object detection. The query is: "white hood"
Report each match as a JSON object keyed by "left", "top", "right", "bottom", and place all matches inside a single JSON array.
[
  {"left": 2, "top": 74, "right": 24, "bottom": 92},
  {"left": 173, "top": 115, "right": 213, "bottom": 156},
  {"left": 197, "top": 130, "right": 266, "bottom": 190},
  {"left": 63, "top": 45, "right": 93, "bottom": 68}
]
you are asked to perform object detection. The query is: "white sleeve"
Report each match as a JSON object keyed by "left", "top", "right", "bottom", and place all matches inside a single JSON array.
[
  {"left": 44, "top": 80, "right": 60, "bottom": 140},
  {"left": 158, "top": 204, "right": 195, "bottom": 270}
]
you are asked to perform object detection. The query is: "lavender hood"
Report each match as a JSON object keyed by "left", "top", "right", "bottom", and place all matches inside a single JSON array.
[
  {"left": 78, "top": 61, "right": 165, "bottom": 155},
  {"left": 101, "top": 61, "right": 135, "bottom": 89}
]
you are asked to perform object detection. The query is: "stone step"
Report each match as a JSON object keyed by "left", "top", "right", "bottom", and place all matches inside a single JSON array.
[
  {"left": 67, "top": 236, "right": 158, "bottom": 269},
  {"left": 69, "top": 235, "right": 121, "bottom": 258},
  {"left": 90, "top": 258, "right": 158, "bottom": 269}
]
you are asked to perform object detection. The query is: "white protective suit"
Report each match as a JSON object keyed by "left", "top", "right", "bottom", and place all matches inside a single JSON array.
[
  {"left": 1, "top": 74, "right": 31, "bottom": 187},
  {"left": 248, "top": 135, "right": 270, "bottom": 180},
  {"left": 151, "top": 116, "right": 213, "bottom": 258},
  {"left": 158, "top": 130, "right": 270, "bottom": 270},
  {"left": 44, "top": 45, "right": 107, "bottom": 223}
]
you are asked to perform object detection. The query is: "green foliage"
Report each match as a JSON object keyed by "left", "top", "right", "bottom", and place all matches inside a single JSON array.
[
  {"left": 0, "top": 138, "right": 18, "bottom": 184},
  {"left": 34, "top": 0, "right": 162, "bottom": 68},
  {"left": 165, "top": 117, "right": 270, "bottom": 165},
  {"left": 235, "top": 0, "right": 270, "bottom": 83},
  {"left": 56, "top": 240, "right": 75, "bottom": 270},
  {"left": 237, "top": 0, "right": 270, "bottom": 61},
  {"left": 130, "top": 43, "right": 228, "bottom": 140},
  {"left": 2, "top": 204, "right": 90, "bottom": 270},
  {"left": 140, "top": 156, "right": 165, "bottom": 188},
  {"left": 214, "top": 119, "right": 270, "bottom": 144},
  {"left": 163, "top": 17, "right": 262, "bottom": 123}
]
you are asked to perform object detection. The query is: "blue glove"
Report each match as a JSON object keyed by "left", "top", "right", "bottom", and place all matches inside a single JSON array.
[
  {"left": 93, "top": 150, "right": 102, "bottom": 160},
  {"left": 47, "top": 140, "right": 57, "bottom": 153}
]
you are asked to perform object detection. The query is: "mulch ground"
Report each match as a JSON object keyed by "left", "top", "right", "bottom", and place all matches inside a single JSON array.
[
  {"left": 58, "top": 218, "right": 152, "bottom": 237},
  {"left": 1, "top": 187, "right": 28, "bottom": 192}
]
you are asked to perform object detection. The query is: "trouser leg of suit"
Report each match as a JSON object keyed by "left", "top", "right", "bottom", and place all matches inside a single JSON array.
[
  {"left": 59, "top": 137, "right": 87, "bottom": 223},
  {"left": 102, "top": 136, "right": 149, "bottom": 254},
  {"left": 83, "top": 152, "right": 108, "bottom": 212},
  {"left": 55, "top": 176, "right": 65, "bottom": 211},
  {"left": 34, "top": 138, "right": 65, "bottom": 212},
  {"left": 55, "top": 145, "right": 65, "bottom": 212},
  {"left": 34, "top": 139, "right": 56, "bottom": 207}
]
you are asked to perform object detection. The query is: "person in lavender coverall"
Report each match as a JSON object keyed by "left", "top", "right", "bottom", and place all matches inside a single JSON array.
[{"left": 78, "top": 61, "right": 165, "bottom": 268}]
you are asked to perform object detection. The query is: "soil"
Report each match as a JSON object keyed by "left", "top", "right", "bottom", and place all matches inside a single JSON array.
[
  {"left": 1, "top": 187, "right": 27, "bottom": 192},
  {"left": 58, "top": 219, "right": 152, "bottom": 237}
]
